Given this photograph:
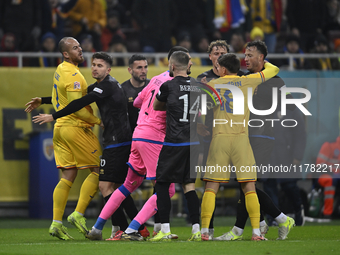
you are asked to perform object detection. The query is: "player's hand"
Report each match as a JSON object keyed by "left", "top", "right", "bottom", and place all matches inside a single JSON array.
[
  {"left": 25, "top": 97, "right": 42, "bottom": 113},
  {"left": 197, "top": 123, "right": 210, "bottom": 137},
  {"left": 32, "top": 114, "right": 54, "bottom": 125},
  {"left": 99, "top": 120, "right": 104, "bottom": 129},
  {"left": 201, "top": 76, "right": 208, "bottom": 84}
]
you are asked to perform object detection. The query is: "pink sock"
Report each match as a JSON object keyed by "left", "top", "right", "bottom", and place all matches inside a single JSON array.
[
  {"left": 134, "top": 194, "right": 158, "bottom": 225},
  {"left": 99, "top": 168, "right": 144, "bottom": 220},
  {"left": 133, "top": 183, "right": 176, "bottom": 225},
  {"left": 99, "top": 189, "right": 126, "bottom": 220}
]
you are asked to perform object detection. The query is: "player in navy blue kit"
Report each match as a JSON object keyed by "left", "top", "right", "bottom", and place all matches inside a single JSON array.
[
  {"left": 149, "top": 51, "right": 202, "bottom": 241},
  {"left": 121, "top": 54, "right": 150, "bottom": 132}
]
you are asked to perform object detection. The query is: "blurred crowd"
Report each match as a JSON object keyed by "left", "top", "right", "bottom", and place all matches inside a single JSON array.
[{"left": 1, "top": 0, "right": 340, "bottom": 69}]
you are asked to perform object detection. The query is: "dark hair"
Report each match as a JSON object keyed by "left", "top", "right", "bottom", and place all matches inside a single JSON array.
[
  {"left": 170, "top": 51, "right": 189, "bottom": 68},
  {"left": 207, "top": 40, "right": 230, "bottom": 53},
  {"left": 128, "top": 54, "right": 147, "bottom": 66},
  {"left": 167, "top": 46, "right": 189, "bottom": 60},
  {"left": 92, "top": 52, "right": 113, "bottom": 66},
  {"left": 285, "top": 34, "right": 300, "bottom": 45},
  {"left": 218, "top": 53, "right": 240, "bottom": 73},
  {"left": 246, "top": 40, "right": 268, "bottom": 58}
]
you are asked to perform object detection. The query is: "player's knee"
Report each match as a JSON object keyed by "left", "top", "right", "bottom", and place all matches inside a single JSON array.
[
  {"left": 90, "top": 167, "right": 100, "bottom": 174},
  {"left": 241, "top": 181, "right": 256, "bottom": 194},
  {"left": 118, "top": 184, "right": 132, "bottom": 197},
  {"left": 183, "top": 182, "right": 195, "bottom": 193},
  {"left": 99, "top": 182, "right": 114, "bottom": 197}
]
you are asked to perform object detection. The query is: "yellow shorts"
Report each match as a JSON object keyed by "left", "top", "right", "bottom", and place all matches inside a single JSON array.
[
  {"left": 53, "top": 126, "right": 101, "bottom": 169},
  {"left": 203, "top": 135, "right": 257, "bottom": 183}
]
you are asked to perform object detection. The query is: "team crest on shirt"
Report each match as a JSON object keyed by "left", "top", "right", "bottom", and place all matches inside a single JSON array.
[
  {"left": 43, "top": 138, "right": 54, "bottom": 161},
  {"left": 73, "top": 81, "right": 81, "bottom": 89},
  {"left": 128, "top": 97, "right": 134, "bottom": 102}
]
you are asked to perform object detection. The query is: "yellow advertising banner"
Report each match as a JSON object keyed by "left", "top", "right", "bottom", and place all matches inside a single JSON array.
[{"left": 0, "top": 66, "right": 208, "bottom": 202}]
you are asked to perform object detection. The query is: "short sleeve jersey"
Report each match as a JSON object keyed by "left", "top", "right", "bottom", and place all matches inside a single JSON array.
[
  {"left": 52, "top": 61, "right": 93, "bottom": 127},
  {"left": 121, "top": 79, "right": 150, "bottom": 132},
  {"left": 156, "top": 76, "right": 201, "bottom": 144},
  {"left": 88, "top": 75, "right": 131, "bottom": 148}
]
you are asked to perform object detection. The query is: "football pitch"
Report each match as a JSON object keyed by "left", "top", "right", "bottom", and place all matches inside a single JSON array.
[{"left": 1, "top": 217, "right": 339, "bottom": 255}]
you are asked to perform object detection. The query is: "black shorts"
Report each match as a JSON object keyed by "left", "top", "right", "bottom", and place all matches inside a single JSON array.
[
  {"left": 249, "top": 137, "right": 275, "bottom": 166},
  {"left": 156, "top": 144, "right": 199, "bottom": 184},
  {"left": 249, "top": 137, "right": 274, "bottom": 179},
  {"left": 99, "top": 145, "right": 131, "bottom": 183}
]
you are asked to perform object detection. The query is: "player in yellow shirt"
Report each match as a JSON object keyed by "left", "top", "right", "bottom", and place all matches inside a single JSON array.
[
  {"left": 201, "top": 53, "right": 279, "bottom": 241},
  {"left": 25, "top": 37, "right": 102, "bottom": 240}
]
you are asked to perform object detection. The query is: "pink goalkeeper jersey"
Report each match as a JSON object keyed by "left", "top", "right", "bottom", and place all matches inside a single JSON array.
[{"left": 133, "top": 71, "right": 172, "bottom": 142}]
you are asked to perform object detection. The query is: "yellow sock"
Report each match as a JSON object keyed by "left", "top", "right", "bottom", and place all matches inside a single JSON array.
[
  {"left": 53, "top": 178, "right": 72, "bottom": 222},
  {"left": 75, "top": 172, "right": 99, "bottom": 214},
  {"left": 245, "top": 191, "right": 260, "bottom": 229},
  {"left": 201, "top": 188, "right": 216, "bottom": 229}
]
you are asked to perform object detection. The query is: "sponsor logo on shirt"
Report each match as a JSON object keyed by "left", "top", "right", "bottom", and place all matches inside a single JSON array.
[
  {"left": 128, "top": 97, "right": 134, "bottom": 102},
  {"left": 94, "top": 87, "right": 103, "bottom": 94},
  {"left": 72, "top": 73, "right": 78, "bottom": 76},
  {"left": 73, "top": 81, "right": 81, "bottom": 90}
]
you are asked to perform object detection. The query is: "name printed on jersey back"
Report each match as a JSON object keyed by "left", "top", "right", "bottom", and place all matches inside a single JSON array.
[{"left": 180, "top": 85, "right": 201, "bottom": 92}]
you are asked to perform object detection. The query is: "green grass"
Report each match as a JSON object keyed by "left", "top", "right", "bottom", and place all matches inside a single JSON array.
[{"left": 0, "top": 218, "right": 339, "bottom": 255}]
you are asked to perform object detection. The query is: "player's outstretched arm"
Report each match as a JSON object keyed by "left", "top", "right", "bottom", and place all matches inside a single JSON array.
[
  {"left": 244, "top": 62, "right": 279, "bottom": 88},
  {"left": 66, "top": 91, "right": 101, "bottom": 125},
  {"left": 32, "top": 114, "right": 54, "bottom": 125},
  {"left": 24, "top": 97, "right": 52, "bottom": 113},
  {"left": 32, "top": 93, "right": 101, "bottom": 125},
  {"left": 261, "top": 62, "right": 279, "bottom": 80}
]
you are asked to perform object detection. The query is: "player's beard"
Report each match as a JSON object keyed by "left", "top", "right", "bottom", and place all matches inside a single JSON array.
[
  {"left": 187, "top": 67, "right": 191, "bottom": 75},
  {"left": 73, "top": 55, "right": 84, "bottom": 65},
  {"left": 77, "top": 56, "right": 85, "bottom": 64},
  {"left": 132, "top": 73, "right": 145, "bottom": 83}
]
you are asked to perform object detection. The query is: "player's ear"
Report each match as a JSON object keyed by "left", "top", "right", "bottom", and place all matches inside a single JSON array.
[
  {"left": 259, "top": 54, "right": 264, "bottom": 62},
  {"left": 128, "top": 66, "right": 132, "bottom": 75},
  {"left": 62, "top": 51, "right": 68, "bottom": 59}
]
